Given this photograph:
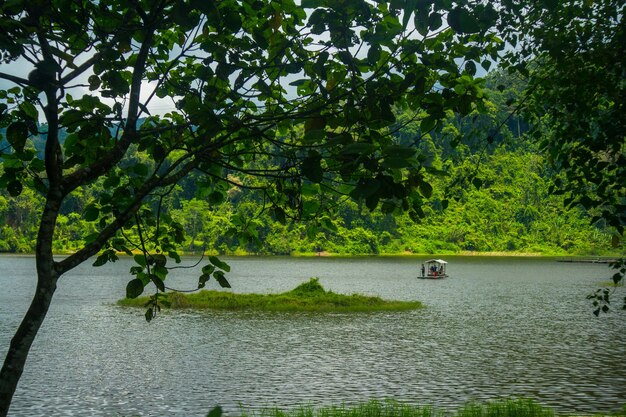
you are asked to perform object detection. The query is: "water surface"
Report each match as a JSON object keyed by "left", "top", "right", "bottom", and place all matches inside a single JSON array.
[{"left": 0, "top": 255, "right": 624, "bottom": 416}]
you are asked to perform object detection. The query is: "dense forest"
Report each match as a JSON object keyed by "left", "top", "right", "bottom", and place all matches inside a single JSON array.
[{"left": 0, "top": 72, "right": 618, "bottom": 256}]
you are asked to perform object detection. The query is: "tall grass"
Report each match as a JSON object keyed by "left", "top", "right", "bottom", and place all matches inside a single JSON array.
[
  {"left": 455, "top": 399, "right": 555, "bottom": 417},
  {"left": 239, "top": 400, "right": 437, "bottom": 417},
  {"left": 238, "top": 399, "right": 557, "bottom": 417}
]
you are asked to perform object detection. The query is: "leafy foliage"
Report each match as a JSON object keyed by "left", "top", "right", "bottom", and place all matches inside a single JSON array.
[
  {"left": 498, "top": 0, "right": 626, "bottom": 309},
  {"left": 0, "top": 78, "right": 619, "bottom": 257},
  {"left": 0, "top": 0, "right": 503, "bottom": 295},
  {"left": 0, "top": 1, "right": 507, "bottom": 413},
  {"left": 0, "top": 0, "right": 624, "bottom": 415}
]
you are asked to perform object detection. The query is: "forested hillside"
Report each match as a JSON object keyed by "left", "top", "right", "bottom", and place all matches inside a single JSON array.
[{"left": 0, "top": 72, "right": 617, "bottom": 256}]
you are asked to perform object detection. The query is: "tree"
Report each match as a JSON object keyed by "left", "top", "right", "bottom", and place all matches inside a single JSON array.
[
  {"left": 0, "top": 0, "right": 503, "bottom": 414},
  {"left": 497, "top": 0, "right": 626, "bottom": 313}
]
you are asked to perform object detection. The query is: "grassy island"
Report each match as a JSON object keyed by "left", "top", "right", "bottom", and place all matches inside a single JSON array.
[{"left": 117, "top": 278, "right": 423, "bottom": 312}]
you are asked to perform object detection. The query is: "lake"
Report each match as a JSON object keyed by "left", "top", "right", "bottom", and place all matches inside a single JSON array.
[{"left": 0, "top": 255, "right": 624, "bottom": 416}]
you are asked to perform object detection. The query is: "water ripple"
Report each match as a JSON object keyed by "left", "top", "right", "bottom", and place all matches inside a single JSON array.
[{"left": 1, "top": 256, "right": 624, "bottom": 416}]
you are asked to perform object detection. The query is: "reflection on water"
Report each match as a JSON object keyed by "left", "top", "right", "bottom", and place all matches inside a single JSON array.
[{"left": 1, "top": 255, "right": 624, "bottom": 416}]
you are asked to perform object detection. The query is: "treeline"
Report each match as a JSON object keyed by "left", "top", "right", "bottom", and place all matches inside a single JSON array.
[
  {"left": 163, "top": 150, "right": 610, "bottom": 256},
  {"left": 0, "top": 72, "right": 618, "bottom": 256}
]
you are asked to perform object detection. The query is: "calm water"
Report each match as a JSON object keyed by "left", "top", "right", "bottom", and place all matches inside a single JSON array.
[{"left": 0, "top": 255, "right": 624, "bottom": 416}]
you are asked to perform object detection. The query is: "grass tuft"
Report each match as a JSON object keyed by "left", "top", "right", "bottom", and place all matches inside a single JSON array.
[{"left": 455, "top": 399, "right": 555, "bottom": 417}]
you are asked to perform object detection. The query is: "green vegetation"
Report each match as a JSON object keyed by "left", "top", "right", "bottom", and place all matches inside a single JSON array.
[
  {"left": 1, "top": 0, "right": 624, "bottom": 415},
  {"left": 1, "top": 1, "right": 505, "bottom": 411},
  {"left": 118, "top": 278, "right": 422, "bottom": 313},
  {"left": 237, "top": 399, "right": 559, "bottom": 417},
  {"left": 2, "top": 81, "right": 621, "bottom": 257}
]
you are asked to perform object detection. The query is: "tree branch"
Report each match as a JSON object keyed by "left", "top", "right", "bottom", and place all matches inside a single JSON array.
[{"left": 0, "top": 72, "right": 29, "bottom": 86}]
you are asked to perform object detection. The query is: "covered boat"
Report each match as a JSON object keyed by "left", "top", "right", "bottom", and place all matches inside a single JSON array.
[{"left": 418, "top": 259, "right": 448, "bottom": 279}]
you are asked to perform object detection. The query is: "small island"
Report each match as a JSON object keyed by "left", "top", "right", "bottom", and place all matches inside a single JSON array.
[{"left": 117, "top": 278, "right": 423, "bottom": 313}]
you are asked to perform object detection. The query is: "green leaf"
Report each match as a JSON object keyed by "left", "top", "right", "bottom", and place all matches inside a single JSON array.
[
  {"left": 7, "top": 181, "right": 23, "bottom": 197},
  {"left": 209, "top": 190, "right": 224, "bottom": 205},
  {"left": 464, "top": 61, "right": 476, "bottom": 76},
  {"left": 320, "top": 216, "right": 338, "bottom": 232},
  {"left": 88, "top": 75, "right": 101, "bottom": 91},
  {"left": 209, "top": 256, "right": 230, "bottom": 272},
  {"left": 133, "top": 163, "right": 149, "bottom": 176},
  {"left": 341, "top": 143, "right": 376, "bottom": 155},
  {"left": 93, "top": 253, "right": 109, "bottom": 267},
  {"left": 152, "top": 144, "right": 167, "bottom": 161},
  {"left": 303, "top": 199, "right": 321, "bottom": 217},
  {"left": 15, "top": 148, "right": 35, "bottom": 162},
  {"left": 272, "top": 206, "right": 287, "bottom": 224},
  {"left": 6, "top": 121, "right": 28, "bottom": 152},
  {"left": 198, "top": 273, "right": 211, "bottom": 288},
  {"left": 288, "top": 79, "right": 308, "bottom": 86},
  {"left": 419, "top": 181, "right": 433, "bottom": 198},
  {"left": 126, "top": 278, "right": 145, "bottom": 299},
  {"left": 612, "top": 273, "right": 622, "bottom": 285},
  {"left": 150, "top": 274, "right": 166, "bottom": 292},
  {"left": 134, "top": 254, "right": 148, "bottom": 268},
  {"left": 428, "top": 12, "right": 443, "bottom": 31},
  {"left": 29, "top": 158, "right": 45, "bottom": 173},
  {"left": 381, "top": 157, "right": 411, "bottom": 169},
  {"left": 169, "top": 251, "right": 182, "bottom": 263},
  {"left": 213, "top": 270, "right": 231, "bottom": 288},
  {"left": 153, "top": 265, "right": 168, "bottom": 280},
  {"left": 19, "top": 102, "right": 38, "bottom": 121},
  {"left": 202, "top": 264, "right": 216, "bottom": 275},
  {"left": 153, "top": 254, "right": 167, "bottom": 267},
  {"left": 83, "top": 204, "right": 99, "bottom": 222},
  {"left": 420, "top": 116, "right": 437, "bottom": 133},
  {"left": 367, "top": 45, "right": 381, "bottom": 65},
  {"left": 365, "top": 193, "right": 379, "bottom": 211},
  {"left": 302, "top": 128, "right": 326, "bottom": 144},
  {"left": 301, "top": 183, "right": 319, "bottom": 196},
  {"left": 145, "top": 307, "right": 154, "bottom": 322},
  {"left": 214, "top": 9, "right": 239, "bottom": 33},
  {"left": 447, "top": 7, "right": 481, "bottom": 34},
  {"left": 206, "top": 406, "right": 223, "bottom": 417},
  {"left": 84, "top": 232, "right": 99, "bottom": 244},
  {"left": 302, "top": 154, "right": 324, "bottom": 183},
  {"left": 383, "top": 145, "right": 416, "bottom": 158}
]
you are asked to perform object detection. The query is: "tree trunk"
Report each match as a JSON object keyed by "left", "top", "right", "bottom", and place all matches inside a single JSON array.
[
  {"left": 0, "top": 271, "right": 58, "bottom": 417},
  {"left": 0, "top": 189, "right": 62, "bottom": 417}
]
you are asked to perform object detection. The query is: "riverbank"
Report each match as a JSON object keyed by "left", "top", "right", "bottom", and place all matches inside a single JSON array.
[
  {"left": 1, "top": 249, "right": 623, "bottom": 259},
  {"left": 284, "top": 250, "right": 624, "bottom": 258},
  {"left": 117, "top": 278, "right": 423, "bottom": 312}
]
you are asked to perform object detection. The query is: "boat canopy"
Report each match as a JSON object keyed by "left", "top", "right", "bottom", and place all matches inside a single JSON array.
[{"left": 425, "top": 259, "right": 447, "bottom": 265}]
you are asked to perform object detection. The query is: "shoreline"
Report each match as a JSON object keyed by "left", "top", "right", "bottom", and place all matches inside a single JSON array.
[{"left": 0, "top": 251, "right": 623, "bottom": 259}]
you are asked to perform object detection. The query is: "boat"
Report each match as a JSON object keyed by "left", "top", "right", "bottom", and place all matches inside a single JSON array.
[{"left": 418, "top": 259, "right": 448, "bottom": 279}]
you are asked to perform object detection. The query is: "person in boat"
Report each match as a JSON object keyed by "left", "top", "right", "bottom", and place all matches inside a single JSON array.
[{"left": 421, "top": 264, "right": 425, "bottom": 277}]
